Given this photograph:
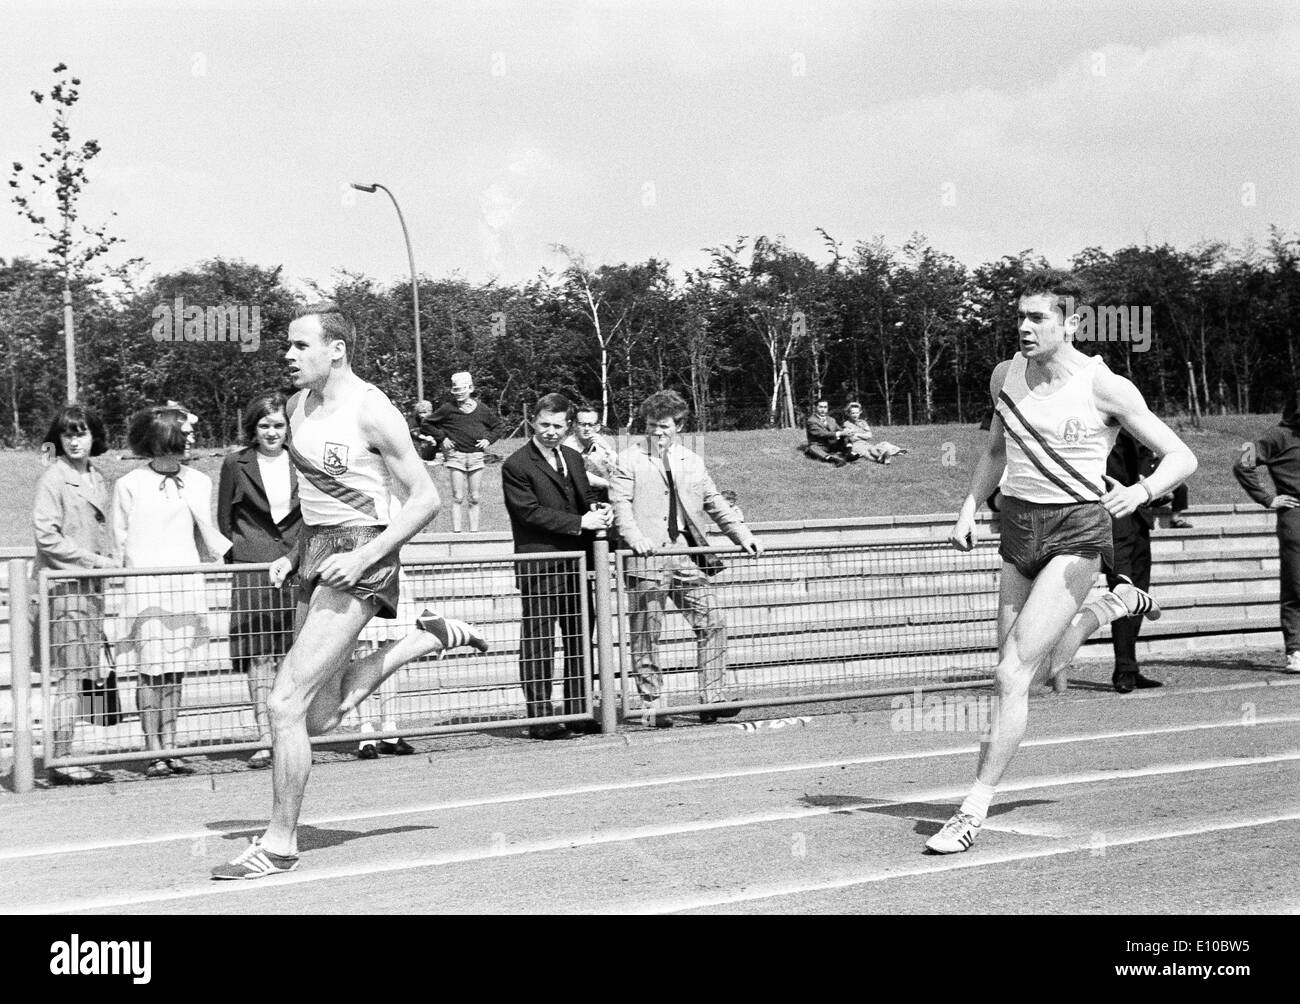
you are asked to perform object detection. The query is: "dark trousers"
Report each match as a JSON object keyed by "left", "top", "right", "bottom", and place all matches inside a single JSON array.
[
  {"left": 1279, "top": 508, "right": 1300, "bottom": 652},
  {"left": 518, "top": 561, "right": 588, "bottom": 720},
  {"left": 1106, "top": 513, "right": 1152, "bottom": 679}
]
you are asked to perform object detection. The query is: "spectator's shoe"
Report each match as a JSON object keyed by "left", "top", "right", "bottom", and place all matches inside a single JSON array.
[
  {"left": 565, "top": 719, "right": 602, "bottom": 735},
  {"left": 1133, "top": 673, "right": 1164, "bottom": 689},
  {"left": 145, "top": 760, "right": 172, "bottom": 778},
  {"left": 831, "top": 456, "right": 848, "bottom": 468},
  {"left": 639, "top": 704, "right": 674, "bottom": 728},
  {"left": 416, "top": 610, "right": 489, "bottom": 654},
  {"left": 1285, "top": 651, "right": 1300, "bottom": 674},
  {"left": 699, "top": 706, "right": 742, "bottom": 724},
  {"left": 1113, "top": 672, "right": 1136, "bottom": 694},
  {"left": 166, "top": 759, "right": 196, "bottom": 775},
  {"left": 925, "top": 811, "right": 982, "bottom": 854},
  {"left": 1111, "top": 577, "right": 1161, "bottom": 621},
  {"left": 248, "top": 749, "right": 272, "bottom": 769},
  {"left": 528, "top": 723, "right": 570, "bottom": 741},
  {"left": 1169, "top": 515, "right": 1193, "bottom": 529},
  {"left": 211, "top": 838, "right": 300, "bottom": 881},
  {"left": 377, "top": 738, "right": 415, "bottom": 755},
  {"left": 356, "top": 743, "right": 380, "bottom": 760},
  {"left": 49, "top": 766, "right": 112, "bottom": 786}
]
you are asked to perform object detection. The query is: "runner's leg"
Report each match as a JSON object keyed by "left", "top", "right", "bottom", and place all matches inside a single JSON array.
[
  {"left": 976, "top": 553, "right": 1099, "bottom": 787},
  {"left": 262, "top": 589, "right": 375, "bottom": 855}
]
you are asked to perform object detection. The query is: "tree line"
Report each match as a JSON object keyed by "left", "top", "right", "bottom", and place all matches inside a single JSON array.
[{"left": 2, "top": 226, "right": 1298, "bottom": 448}]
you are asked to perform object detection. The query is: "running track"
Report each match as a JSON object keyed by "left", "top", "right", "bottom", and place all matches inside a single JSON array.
[{"left": 3, "top": 672, "right": 1297, "bottom": 914}]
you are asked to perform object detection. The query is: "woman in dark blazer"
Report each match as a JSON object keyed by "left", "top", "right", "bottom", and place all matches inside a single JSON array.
[{"left": 217, "top": 392, "right": 301, "bottom": 767}]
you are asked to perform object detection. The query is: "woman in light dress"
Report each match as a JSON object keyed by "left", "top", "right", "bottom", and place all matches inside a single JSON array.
[{"left": 111, "top": 405, "right": 230, "bottom": 777}]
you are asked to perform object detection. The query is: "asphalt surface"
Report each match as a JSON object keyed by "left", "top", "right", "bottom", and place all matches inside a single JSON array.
[{"left": 3, "top": 663, "right": 1297, "bottom": 915}]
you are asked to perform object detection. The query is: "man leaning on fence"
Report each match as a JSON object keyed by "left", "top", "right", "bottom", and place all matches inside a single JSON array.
[
  {"left": 502, "top": 393, "right": 612, "bottom": 740},
  {"left": 610, "top": 390, "right": 763, "bottom": 727}
]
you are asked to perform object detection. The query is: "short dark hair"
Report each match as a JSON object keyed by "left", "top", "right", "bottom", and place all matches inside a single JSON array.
[
  {"left": 532, "top": 392, "right": 573, "bottom": 421},
  {"left": 294, "top": 301, "right": 355, "bottom": 357},
  {"left": 127, "top": 405, "right": 189, "bottom": 459},
  {"left": 574, "top": 403, "right": 600, "bottom": 421},
  {"left": 1015, "top": 269, "right": 1090, "bottom": 321},
  {"left": 241, "top": 391, "right": 289, "bottom": 446},
  {"left": 639, "top": 389, "right": 690, "bottom": 426},
  {"left": 43, "top": 404, "right": 108, "bottom": 458},
  {"left": 815, "top": 398, "right": 829, "bottom": 407}
]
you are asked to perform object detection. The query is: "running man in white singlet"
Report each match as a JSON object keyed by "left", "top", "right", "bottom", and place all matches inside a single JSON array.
[
  {"left": 213, "top": 303, "right": 487, "bottom": 880},
  {"left": 928, "top": 270, "right": 1197, "bottom": 854}
]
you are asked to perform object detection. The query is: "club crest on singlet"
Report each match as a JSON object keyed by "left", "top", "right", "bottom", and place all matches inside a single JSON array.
[
  {"left": 1059, "top": 417, "right": 1085, "bottom": 444},
  {"left": 322, "top": 442, "right": 349, "bottom": 476}
]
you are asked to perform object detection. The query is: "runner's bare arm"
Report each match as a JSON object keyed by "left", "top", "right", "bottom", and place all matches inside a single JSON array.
[
  {"left": 950, "top": 361, "right": 1011, "bottom": 550},
  {"left": 963, "top": 360, "right": 1012, "bottom": 512},
  {"left": 355, "top": 391, "right": 441, "bottom": 560},
  {"left": 1095, "top": 369, "right": 1198, "bottom": 504}
]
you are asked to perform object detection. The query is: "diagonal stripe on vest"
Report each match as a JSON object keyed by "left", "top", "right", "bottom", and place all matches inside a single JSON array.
[
  {"left": 998, "top": 390, "right": 1103, "bottom": 499},
  {"left": 997, "top": 404, "right": 1090, "bottom": 503},
  {"left": 287, "top": 441, "right": 379, "bottom": 520}
]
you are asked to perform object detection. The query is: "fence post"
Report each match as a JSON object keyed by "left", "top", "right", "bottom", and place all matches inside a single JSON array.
[
  {"left": 591, "top": 532, "right": 618, "bottom": 734},
  {"left": 9, "top": 559, "right": 34, "bottom": 793}
]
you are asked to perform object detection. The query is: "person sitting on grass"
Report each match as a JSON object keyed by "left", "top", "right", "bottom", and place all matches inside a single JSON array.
[
  {"left": 841, "top": 401, "right": 909, "bottom": 465},
  {"left": 804, "top": 399, "right": 859, "bottom": 467}
]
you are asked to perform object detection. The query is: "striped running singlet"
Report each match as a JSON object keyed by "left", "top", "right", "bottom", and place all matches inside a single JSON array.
[
  {"left": 995, "top": 354, "right": 1119, "bottom": 504},
  {"left": 288, "top": 381, "right": 392, "bottom": 526}
]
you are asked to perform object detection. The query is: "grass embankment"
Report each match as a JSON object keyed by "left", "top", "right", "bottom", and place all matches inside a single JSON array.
[{"left": 0, "top": 414, "right": 1267, "bottom": 549}]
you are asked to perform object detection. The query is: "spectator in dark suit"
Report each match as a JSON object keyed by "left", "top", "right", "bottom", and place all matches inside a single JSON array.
[
  {"left": 1234, "top": 392, "right": 1300, "bottom": 673},
  {"left": 804, "top": 399, "right": 858, "bottom": 466},
  {"left": 217, "top": 392, "right": 302, "bottom": 767},
  {"left": 501, "top": 393, "right": 613, "bottom": 739}
]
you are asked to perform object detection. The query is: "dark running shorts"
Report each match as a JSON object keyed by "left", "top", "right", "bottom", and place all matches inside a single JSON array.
[
  {"left": 299, "top": 524, "right": 400, "bottom": 619},
  {"left": 998, "top": 495, "right": 1113, "bottom": 580}
]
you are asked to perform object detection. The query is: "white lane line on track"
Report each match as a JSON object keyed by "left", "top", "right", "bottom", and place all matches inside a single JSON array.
[
  {"left": 10, "top": 750, "right": 1299, "bottom": 914},
  {"left": 625, "top": 811, "right": 1300, "bottom": 915},
  {"left": 3, "top": 713, "right": 1298, "bottom": 864}
]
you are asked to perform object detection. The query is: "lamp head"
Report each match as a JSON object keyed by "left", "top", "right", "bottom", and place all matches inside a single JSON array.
[{"left": 350, "top": 182, "right": 378, "bottom": 193}]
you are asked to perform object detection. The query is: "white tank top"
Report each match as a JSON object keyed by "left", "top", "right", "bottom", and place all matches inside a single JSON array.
[
  {"left": 996, "top": 354, "right": 1118, "bottom": 504},
  {"left": 288, "top": 381, "right": 392, "bottom": 526}
]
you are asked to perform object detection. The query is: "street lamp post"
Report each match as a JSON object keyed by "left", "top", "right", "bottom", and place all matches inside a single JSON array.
[{"left": 351, "top": 182, "right": 423, "bottom": 403}]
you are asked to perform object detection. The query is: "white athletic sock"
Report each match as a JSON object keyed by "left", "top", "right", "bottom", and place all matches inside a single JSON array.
[
  {"left": 1083, "top": 590, "right": 1129, "bottom": 628},
  {"left": 359, "top": 722, "right": 375, "bottom": 748},
  {"left": 959, "top": 779, "right": 996, "bottom": 824}
]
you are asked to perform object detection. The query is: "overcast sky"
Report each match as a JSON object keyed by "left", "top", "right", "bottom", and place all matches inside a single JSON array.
[{"left": 2, "top": 0, "right": 1297, "bottom": 293}]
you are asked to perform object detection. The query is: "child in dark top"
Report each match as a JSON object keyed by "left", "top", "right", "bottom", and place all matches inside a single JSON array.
[
  {"left": 1234, "top": 391, "right": 1300, "bottom": 672},
  {"left": 427, "top": 371, "right": 507, "bottom": 532}
]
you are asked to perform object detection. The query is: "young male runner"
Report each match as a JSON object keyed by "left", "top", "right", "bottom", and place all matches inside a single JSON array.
[
  {"left": 929, "top": 270, "right": 1197, "bottom": 854},
  {"left": 212, "top": 303, "right": 486, "bottom": 879}
]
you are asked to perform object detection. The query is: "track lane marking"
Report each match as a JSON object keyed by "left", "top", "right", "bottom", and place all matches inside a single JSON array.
[
  {"left": 3, "top": 713, "right": 1297, "bottom": 863},
  {"left": 630, "top": 811, "right": 1300, "bottom": 915},
  {"left": 9, "top": 749, "right": 1298, "bottom": 914}
]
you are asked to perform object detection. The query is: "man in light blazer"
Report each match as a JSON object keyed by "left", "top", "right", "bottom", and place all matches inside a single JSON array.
[
  {"left": 502, "top": 392, "right": 613, "bottom": 740},
  {"left": 609, "top": 390, "right": 763, "bottom": 726}
]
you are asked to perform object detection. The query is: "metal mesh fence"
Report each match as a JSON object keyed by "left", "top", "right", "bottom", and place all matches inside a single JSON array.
[
  {"left": 38, "top": 551, "right": 592, "bottom": 768},
  {"left": 615, "top": 542, "right": 1001, "bottom": 719}
]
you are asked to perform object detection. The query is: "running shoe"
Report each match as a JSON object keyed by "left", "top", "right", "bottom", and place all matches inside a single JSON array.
[
  {"left": 415, "top": 610, "right": 489, "bottom": 654},
  {"left": 925, "top": 810, "right": 982, "bottom": 854},
  {"left": 1285, "top": 651, "right": 1300, "bottom": 674},
  {"left": 211, "top": 838, "right": 300, "bottom": 880},
  {"left": 248, "top": 749, "right": 272, "bottom": 769},
  {"left": 1111, "top": 576, "right": 1162, "bottom": 621}
]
